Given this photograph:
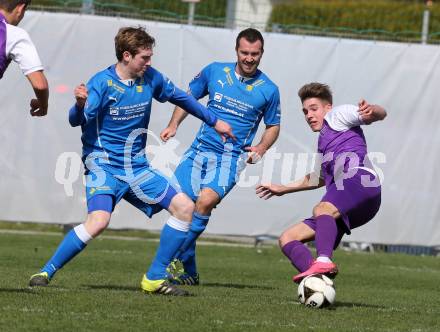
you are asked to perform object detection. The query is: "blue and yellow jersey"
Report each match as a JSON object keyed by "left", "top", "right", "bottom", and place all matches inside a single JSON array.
[
  {"left": 189, "top": 62, "right": 281, "bottom": 155},
  {"left": 80, "top": 65, "right": 175, "bottom": 171}
]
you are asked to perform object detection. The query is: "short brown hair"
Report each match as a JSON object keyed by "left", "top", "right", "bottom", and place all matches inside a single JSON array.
[
  {"left": 114, "top": 27, "right": 155, "bottom": 62},
  {"left": 0, "top": 0, "right": 31, "bottom": 11},
  {"left": 235, "top": 28, "right": 264, "bottom": 51},
  {"left": 298, "top": 83, "right": 333, "bottom": 105}
]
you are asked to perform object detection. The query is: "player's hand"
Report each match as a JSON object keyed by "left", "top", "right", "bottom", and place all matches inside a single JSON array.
[
  {"left": 214, "top": 119, "right": 236, "bottom": 142},
  {"left": 29, "top": 98, "right": 48, "bottom": 117},
  {"left": 74, "top": 83, "right": 88, "bottom": 109},
  {"left": 160, "top": 126, "right": 177, "bottom": 142},
  {"left": 256, "top": 183, "right": 287, "bottom": 200},
  {"left": 244, "top": 145, "right": 265, "bottom": 164},
  {"left": 358, "top": 99, "right": 374, "bottom": 124}
]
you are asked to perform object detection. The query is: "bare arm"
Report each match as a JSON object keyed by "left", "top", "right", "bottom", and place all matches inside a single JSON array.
[
  {"left": 26, "top": 70, "right": 49, "bottom": 117},
  {"left": 160, "top": 106, "right": 189, "bottom": 141},
  {"left": 358, "top": 99, "right": 387, "bottom": 125},
  {"left": 245, "top": 124, "right": 280, "bottom": 163},
  {"left": 164, "top": 91, "right": 235, "bottom": 142},
  {"left": 256, "top": 172, "right": 325, "bottom": 200}
]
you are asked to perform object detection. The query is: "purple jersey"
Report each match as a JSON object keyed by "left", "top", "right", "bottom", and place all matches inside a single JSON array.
[
  {"left": 311, "top": 104, "right": 381, "bottom": 234},
  {"left": 0, "top": 13, "right": 43, "bottom": 80},
  {"left": 0, "top": 13, "right": 10, "bottom": 78},
  {"left": 318, "top": 105, "right": 369, "bottom": 188}
]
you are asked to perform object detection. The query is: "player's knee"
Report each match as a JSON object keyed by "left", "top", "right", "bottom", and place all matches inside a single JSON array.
[
  {"left": 278, "top": 233, "right": 288, "bottom": 248},
  {"left": 279, "top": 230, "right": 300, "bottom": 247},
  {"left": 85, "top": 212, "right": 111, "bottom": 237},
  {"left": 170, "top": 193, "right": 195, "bottom": 221},
  {"left": 313, "top": 202, "right": 337, "bottom": 218},
  {"left": 195, "top": 193, "right": 219, "bottom": 215}
]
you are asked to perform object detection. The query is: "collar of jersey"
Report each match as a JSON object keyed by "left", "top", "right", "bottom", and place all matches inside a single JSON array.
[
  {"left": 232, "top": 63, "right": 262, "bottom": 85},
  {"left": 108, "top": 64, "right": 143, "bottom": 86}
]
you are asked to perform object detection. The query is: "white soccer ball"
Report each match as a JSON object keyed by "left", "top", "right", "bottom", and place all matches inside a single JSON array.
[{"left": 297, "top": 274, "right": 336, "bottom": 308}]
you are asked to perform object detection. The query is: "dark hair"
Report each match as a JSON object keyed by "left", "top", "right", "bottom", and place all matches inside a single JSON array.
[
  {"left": 235, "top": 28, "right": 264, "bottom": 51},
  {"left": 114, "top": 26, "right": 155, "bottom": 62},
  {"left": 0, "top": 0, "right": 31, "bottom": 11},
  {"left": 298, "top": 83, "right": 333, "bottom": 105}
]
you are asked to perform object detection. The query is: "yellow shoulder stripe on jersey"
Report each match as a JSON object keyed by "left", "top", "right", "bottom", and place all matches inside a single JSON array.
[
  {"left": 112, "top": 83, "right": 125, "bottom": 93},
  {"left": 226, "top": 72, "right": 233, "bottom": 85},
  {"left": 252, "top": 79, "right": 265, "bottom": 87}
]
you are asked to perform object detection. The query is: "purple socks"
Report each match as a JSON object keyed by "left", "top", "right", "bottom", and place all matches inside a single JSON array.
[
  {"left": 314, "top": 214, "right": 338, "bottom": 258},
  {"left": 282, "top": 215, "right": 340, "bottom": 272},
  {"left": 281, "top": 240, "right": 313, "bottom": 272}
]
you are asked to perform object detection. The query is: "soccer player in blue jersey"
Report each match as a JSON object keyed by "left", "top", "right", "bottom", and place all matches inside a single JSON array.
[
  {"left": 28, "top": 27, "right": 234, "bottom": 296},
  {"left": 0, "top": 0, "right": 48, "bottom": 116},
  {"left": 160, "top": 28, "right": 281, "bottom": 285}
]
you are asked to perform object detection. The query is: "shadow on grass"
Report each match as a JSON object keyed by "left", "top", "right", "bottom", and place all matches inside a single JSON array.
[
  {"left": 83, "top": 284, "right": 196, "bottom": 297},
  {"left": 333, "top": 301, "right": 386, "bottom": 309},
  {"left": 0, "top": 287, "right": 36, "bottom": 294},
  {"left": 85, "top": 283, "right": 275, "bottom": 292},
  {"left": 84, "top": 284, "right": 139, "bottom": 292},
  {"left": 202, "top": 282, "right": 275, "bottom": 290}
]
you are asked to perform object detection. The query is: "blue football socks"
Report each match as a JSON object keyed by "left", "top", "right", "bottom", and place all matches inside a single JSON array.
[
  {"left": 177, "top": 212, "right": 210, "bottom": 276},
  {"left": 41, "top": 224, "right": 92, "bottom": 279},
  {"left": 146, "top": 216, "right": 190, "bottom": 280}
]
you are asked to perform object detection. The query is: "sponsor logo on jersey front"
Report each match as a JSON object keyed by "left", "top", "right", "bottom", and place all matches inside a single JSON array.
[
  {"left": 108, "top": 101, "right": 149, "bottom": 121},
  {"left": 214, "top": 92, "right": 223, "bottom": 102}
]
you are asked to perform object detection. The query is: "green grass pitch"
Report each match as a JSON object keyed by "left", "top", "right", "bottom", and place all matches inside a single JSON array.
[{"left": 0, "top": 231, "right": 439, "bottom": 332}]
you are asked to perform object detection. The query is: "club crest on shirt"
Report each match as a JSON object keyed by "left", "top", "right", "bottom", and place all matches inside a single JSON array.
[{"left": 214, "top": 92, "right": 223, "bottom": 102}]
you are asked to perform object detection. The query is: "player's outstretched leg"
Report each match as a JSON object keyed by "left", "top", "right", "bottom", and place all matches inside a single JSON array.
[
  {"left": 29, "top": 224, "right": 93, "bottom": 287},
  {"left": 281, "top": 240, "right": 314, "bottom": 273},
  {"left": 293, "top": 215, "right": 339, "bottom": 283},
  {"left": 29, "top": 208, "right": 110, "bottom": 287},
  {"left": 279, "top": 221, "right": 315, "bottom": 275}
]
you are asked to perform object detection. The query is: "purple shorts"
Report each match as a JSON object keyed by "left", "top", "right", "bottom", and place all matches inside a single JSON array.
[{"left": 304, "top": 169, "right": 381, "bottom": 235}]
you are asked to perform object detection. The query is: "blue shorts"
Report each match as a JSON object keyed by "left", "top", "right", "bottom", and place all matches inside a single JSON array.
[
  {"left": 173, "top": 148, "right": 247, "bottom": 202},
  {"left": 85, "top": 164, "right": 178, "bottom": 217}
]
